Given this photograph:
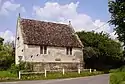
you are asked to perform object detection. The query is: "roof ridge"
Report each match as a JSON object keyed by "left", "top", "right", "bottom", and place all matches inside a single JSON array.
[{"left": 21, "top": 18, "right": 69, "bottom": 26}]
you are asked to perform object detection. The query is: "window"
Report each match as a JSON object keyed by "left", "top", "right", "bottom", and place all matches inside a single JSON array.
[
  {"left": 40, "top": 46, "right": 43, "bottom": 54},
  {"left": 66, "top": 47, "right": 72, "bottom": 55},
  {"left": 70, "top": 47, "right": 72, "bottom": 55},
  {"left": 44, "top": 46, "right": 47, "bottom": 54},
  {"left": 40, "top": 46, "right": 47, "bottom": 54},
  {"left": 66, "top": 47, "right": 69, "bottom": 55}
]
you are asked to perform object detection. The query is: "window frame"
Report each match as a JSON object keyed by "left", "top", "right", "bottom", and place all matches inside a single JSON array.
[
  {"left": 70, "top": 47, "right": 72, "bottom": 55},
  {"left": 66, "top": 47, "right": 72, "bottom": 55},
  {"left": 44, "top": 46, "right": 47, "bottom": 54},
  {"left": 40, "top": 46, "right": 47, "bottom": 54},
  {"left": 66, "top": 47, "right": 69, "bottom": 55},
  {"left": 40, "top": 46, "right": 43, "bottom": 54}
]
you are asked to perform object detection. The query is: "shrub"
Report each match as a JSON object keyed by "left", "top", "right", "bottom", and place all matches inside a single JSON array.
[
  {"left": 110, "top": 65, "right": 125, "bottom": 73},
  {"left": 9, "top": 62, "right": 32, "bottom": 74},
  {"left": 109, "top": 69, "right": 119, "bottom": 73},
  {"left": 118, "top": 66, "right": 125, "bottom": 72},
  {"left": 9, "top": 63, "right": 20, "bottom": 74}
]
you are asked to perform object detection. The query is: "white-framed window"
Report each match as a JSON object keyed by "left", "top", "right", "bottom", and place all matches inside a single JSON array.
[
  {"left": 66, "top": 47, "right": 72, "bottom": 55},
  {"left": 40, "top": 46, "right": 47, "bottom": 54}
]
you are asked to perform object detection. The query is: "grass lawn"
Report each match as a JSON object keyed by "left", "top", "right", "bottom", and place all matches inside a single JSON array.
[
  {"left": 110, "top": 72, "right": 125, "bottom": 84},
  {"left": 0, "top": 71, "right": 17, "bottom": 78},
  {"left": 21, "top": 71, "right": 103, "bottom": 80},
  {"left": 0, "top": 71, "right": 18, "bottom": 82},
  {"left": 0, "top": 71, "right": 104, "bottom": 81}
]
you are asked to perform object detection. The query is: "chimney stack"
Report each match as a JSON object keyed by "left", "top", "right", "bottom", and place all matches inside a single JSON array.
[
  {"left": 69, "top": 21, "right": 71, "bottom": 26},
  {"left": 18, "top": 13, "right": 21, "bottom": 19}
]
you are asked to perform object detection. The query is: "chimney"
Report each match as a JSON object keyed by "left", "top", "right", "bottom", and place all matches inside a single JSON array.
[
  {"left": 18, "top": 13, "right": 21, "bottom": 18},
  {"left": 69, "top": 21, "right": 71, "bottom": 26}
]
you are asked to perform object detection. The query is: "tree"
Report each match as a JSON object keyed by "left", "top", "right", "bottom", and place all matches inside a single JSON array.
[
  {"left": 77, "top": 31, "right": 123, "bottom": 70},
  {"left": 83, "top": 47, "right": 99, "bottom": 69},
  {"left": 0, "top": 37, "right": 4, "bottom": 45},
  {"left": 0, "top": 37, "right": 4, "bottom": 51},
  {"left": 0, "top": 39, "right": 15, "bottom": 70},
  {"left": 108, "top": 0, "right": 125, "bottom": 46}
]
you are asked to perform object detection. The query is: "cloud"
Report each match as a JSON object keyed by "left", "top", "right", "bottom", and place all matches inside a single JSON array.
[
  {"left": 33, "top": 2, "right": 111, "bottom": 34},
  {"left": 0, "top": 1, "right": 20, "bottom": 15},
  {"left": 0, "top": 30, "right": 15, "bottom": 42},
  {"left": 110, "top": 31, "right": 118, "bottom": 40},
  {"left": 10, "top": 0, "right": 14, "bottom": 2},
  {"left": 20, "top": 7, "right": 26, "bottom": 13},
  {"left": 0, "top": 0, "right": 26, "bottom": 15}
]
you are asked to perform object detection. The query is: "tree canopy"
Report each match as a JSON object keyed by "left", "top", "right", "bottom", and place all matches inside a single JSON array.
[
  {"left": 0, "top": 37, "right": 4, "bottom": 45},
  {"left": 0, "top": 37, "right": 15, "bottom": 70},
  {"left": 108, "top": 0, "right": 125, "bottom": 46},
  {"left": 77, "top": 31, "right": 123, "bottom": 70}
]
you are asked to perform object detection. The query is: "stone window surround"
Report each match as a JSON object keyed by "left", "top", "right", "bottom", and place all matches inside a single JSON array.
[
  {"left": 40, "top": 46, "right": 47, "bottom": 54},
  {"left": 66, "top": 47, "right": 72, "bottom": 55}
]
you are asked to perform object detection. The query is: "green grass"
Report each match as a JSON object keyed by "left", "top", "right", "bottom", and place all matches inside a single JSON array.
[
  {"left": 0, "top": 71, "right": 18, "bottom": 82},
  {"left": 21, "top": 71, "right": 103, "bottom": 80},
  {"left": 109, "top": 66, "right": 125, "bottom": 84},
  {"left": 0, "top": 71, "right": 17, "bottom": 78},
  {"left": 110, "top": 72, "right": 125, "bottom": 84},
  {"left": 0, "top": 71, "right": 103, "bottom": 81}
]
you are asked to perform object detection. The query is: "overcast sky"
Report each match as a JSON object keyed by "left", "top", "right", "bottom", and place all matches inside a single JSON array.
[{"left": 0, "top": 0, "right": 117, "bottom": 42}]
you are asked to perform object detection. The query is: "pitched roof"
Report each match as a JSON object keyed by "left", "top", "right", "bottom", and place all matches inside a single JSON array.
[{"left": 20, "top": 18, "right": 83, "bottom": 48}]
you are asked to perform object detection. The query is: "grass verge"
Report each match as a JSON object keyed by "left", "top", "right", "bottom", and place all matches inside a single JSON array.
[
  {"left": 0, "top": 71, "right": 18, "bottom": 82},
  {"left": 110, "top": 72, "right": 125, "bottom": 84},
  {"left": 21, "top": 71, "right": 103, "bottom": 80},
  {"left": 0, "top": 71, "right": 104, "bottom": 82}
]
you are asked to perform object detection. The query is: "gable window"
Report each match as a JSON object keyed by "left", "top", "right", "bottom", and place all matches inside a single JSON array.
[
  {"left": 40, "top": 46, "right": 47, "bottom": 54},
  {"left": 66, "top": 47, "right": 72, "bottom": 55}
]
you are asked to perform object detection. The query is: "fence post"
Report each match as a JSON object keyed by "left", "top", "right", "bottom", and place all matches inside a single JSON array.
[
  {"left": 45, "top": 69, "right": 47, "bottom": 78},
  {"left": 19, "top": 71, "right": 21, "bottom": 79},
  {"left": 90, "top": 68, "right": 92, "bottom": 73},
  {"left": 63, "top": 68, "right": 65, "bottom": 75},
  {"left": 78, "top": 68, "right": 80, "bottom": 74}
]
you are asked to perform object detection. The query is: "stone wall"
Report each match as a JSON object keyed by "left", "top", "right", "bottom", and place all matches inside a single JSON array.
[
  {"left": 24, "top": 45, "right": 83, "bottom": 64},
  {"left": 15, "top": 18, "right": 25, "bottom": 64},
  {"left": 31, "top": 62, "right": 82, "bottom": 72}
]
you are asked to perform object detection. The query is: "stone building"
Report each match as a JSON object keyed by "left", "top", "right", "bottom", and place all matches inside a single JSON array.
[{"left": 15, "top": 14, "right": 84, "bottom": 71}]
